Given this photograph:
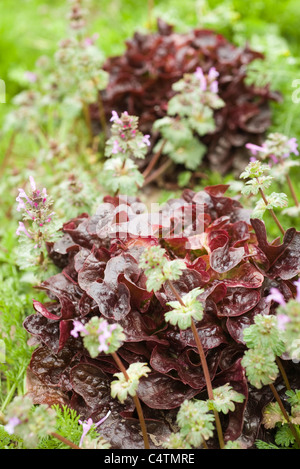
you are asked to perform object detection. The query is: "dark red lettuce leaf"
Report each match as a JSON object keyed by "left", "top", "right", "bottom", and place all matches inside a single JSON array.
[
  {"left": 137, "top": 372, "right": 199, "bottom": 409},
  {"left": 251, "top": 219, "right": 300, "bottom": 280},
  {"left": 86, "top": 280, "right": 131, "bottom": 321}
]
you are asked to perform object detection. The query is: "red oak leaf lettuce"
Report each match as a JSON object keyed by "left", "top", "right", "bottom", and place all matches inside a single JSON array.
[{"left": 24, "top": 186, "right": 299, "bottom": 448}]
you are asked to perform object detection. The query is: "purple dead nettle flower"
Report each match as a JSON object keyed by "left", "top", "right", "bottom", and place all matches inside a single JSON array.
[
  {"left": 16, "top": 176, "right": 54, "bottom": 226},
  {"left": 195, "top": 67, "right": 207, "bottom": 91},
  {"left": 70, "top": 320, "right": 89, "bottom": 338},
  {"left": 79, "top": 411, "right": 111, "bottom": 447},
  {"left": 207, "top": 67, "right": 219, "bottom": 93},
  {"left": 71, "top": 317, "right": 119, "bottom": 353},
  {"left": 142, "top": 134, "right": 151, "bottom": 147},
  {"left": 83, "top": 33, "right": 99, "bottom": 47},
  {"left": 265, "top": 286, "right": 300, "bottom": 331},
  {"left": 4, "top": 417, "right": 21, "bottom": 435},
  {"left": 246, "top": 134, "right": 299, "bottom": 163},
  {"left": 245, "top": 143, "right": 267, "bottom": 156},
  {"left": 266, "top": 287, "right": 286, "bottom": 306},
  {"left": 112, "top": 139, "right": 122, "bottom": 154},
  {"left": 288, "top": 137, "right": 299, "bottom": 156},
  {"left": 195, "top": 66, "right": 219, "bottom": 93},
  {"left": 110, "top": 110, "right": 121, "bottom": 124},
  {"left": 16, "top": 188, "right": 33, "bottom": 212},
  {"left": 277, "top": 314, "right": 291, "bottom": 331},
  {"left": 98, "top": 320, "right": 117, "bottom": 353},
  {"left": 16, "top": 221, "right": 32, "bottom": 239}
]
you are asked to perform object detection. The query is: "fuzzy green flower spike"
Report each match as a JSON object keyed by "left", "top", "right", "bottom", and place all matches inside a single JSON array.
[
  {"left": 153, "top": 67, "right": 225, "bottom": 171},
  {"left": 241, "top": 347, "right": 279, "bottom": 389},
  {"left": 240, "top": 160, "right": 287, "bottom": 235},
  {"left": 175, "top": 399, "right": 215, "bottom": 448},
  {"left": 243, "top": 314, "right": 286, "bottom": 357},
  {"left": 101, "top": 111, "right": 150, "bottom": 195}
]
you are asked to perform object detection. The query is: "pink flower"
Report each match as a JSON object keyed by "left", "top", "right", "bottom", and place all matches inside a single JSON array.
[
  {"left": 79, "top": 410, "right": 111, "bottom": 447},
  {"left": 16, "top": 221, "right": 32, "bottom": 239},
  {"left": 16, "top": 188, "right": 33, "bottom": 209},
  {"left": 78, "top": 418, "right": 93, "bottom": 447},
  {"left": 209, "top": 80, "right": 219, "bottom": 93},
  {"left": 208, "top": 67, "right": 219, "bottom": 82},
  {"left": 142, "top": 134, "right": 151, "bottom": 147},
  {"left": 269, "top": 154, "right": 279, "bottom": 164},
  {"left": 83, "top": 33, "right": 99, "bottom": 47},
  {"left": 277, "top": 314, "right": 291, "bottom": 331},
  {"left": 245, "top": 143, "right": 267, "bottom": 156},
  {"left": 195, "top": 67, "right": 207, "bottom": 92},
  {"left": 207, "top": 67, "right": 219, "bottom": 93},
  {"left": 266, "top": 287, "right": 286, "bottom": 306},
  {"left": 71, "top": 320, "right": 88, "bottom": 338},
  {"left": 4, "top": 417, "right": 21, "bottom": 435},
  {"left": 288, "top": 137, "right": 299, "bottom": 156},
  {"left": 110, "top": 110, "right": 121, "bottom": 123},
  {"left": 97, "top": 320, "right": 117, "bottom": 353},
  {"left": 29, "top": 176, "right": 36, "bottom": 192},
  {"left": 112, "top": 140, "right": 121, "bottom": 154}
]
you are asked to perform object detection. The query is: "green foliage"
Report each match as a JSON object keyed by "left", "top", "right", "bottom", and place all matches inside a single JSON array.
[
  {"left": 209, "top": 384, "right": 245, "bottom": 414},
  {"left": 80, "top": 434, "right": 111, "bottom": 449},
  {"left": 165, "top": 287, "right": 204, "bottom": 330},
  {"left": 252, "top": 192, "right": 289, "bottom": 219},
  {"left": 241, "top": 312, "right": 287, "bottom": 390},
  {"left": 0, "top": 425, "right": 24, "bottom": 450},
  {"left": 262, "top": 402, "right": 286, "bottom": 429},
  {"left": 260, "top": 394, "right": 300, "bottom": 449},
  {"left": 286, "top": 389, "right": 300, "bottom": 408},
  {"left": 1, "top": 402, "right": 104, "bottom": 450},
  {"left": 101, "top": 157, "right": 144, "bottom": 196},
  {"left": 255, "top": 440, "right": 280, "bottom": 450},
  {"left": 241, "top": 348, "right": 279, "bottom": 389},
  {"left": 0, "top": 269, "right": 40, "bottom": 412},
  {"left": 240, "top": 161, "right": 271, "bottom": 180},
  {"left": 243, "top": 315, "right": 286, "bottom": 356},
  {"left": 38, "top": 405, "right": 94, "bottom": 449},
  {"left": 240, "top": 160, "right": 289, "bottom": 225},
  {"left": 168, "top": 399, "right": 215, "bottom": 448}
]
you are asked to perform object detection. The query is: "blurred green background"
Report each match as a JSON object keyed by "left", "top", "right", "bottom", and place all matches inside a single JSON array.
[
  {"left": 1, "top": 0, "right": 300, "bottom": 131},
  {"left": 0, "top": 0, "right": 299, "bottom": 93}
]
